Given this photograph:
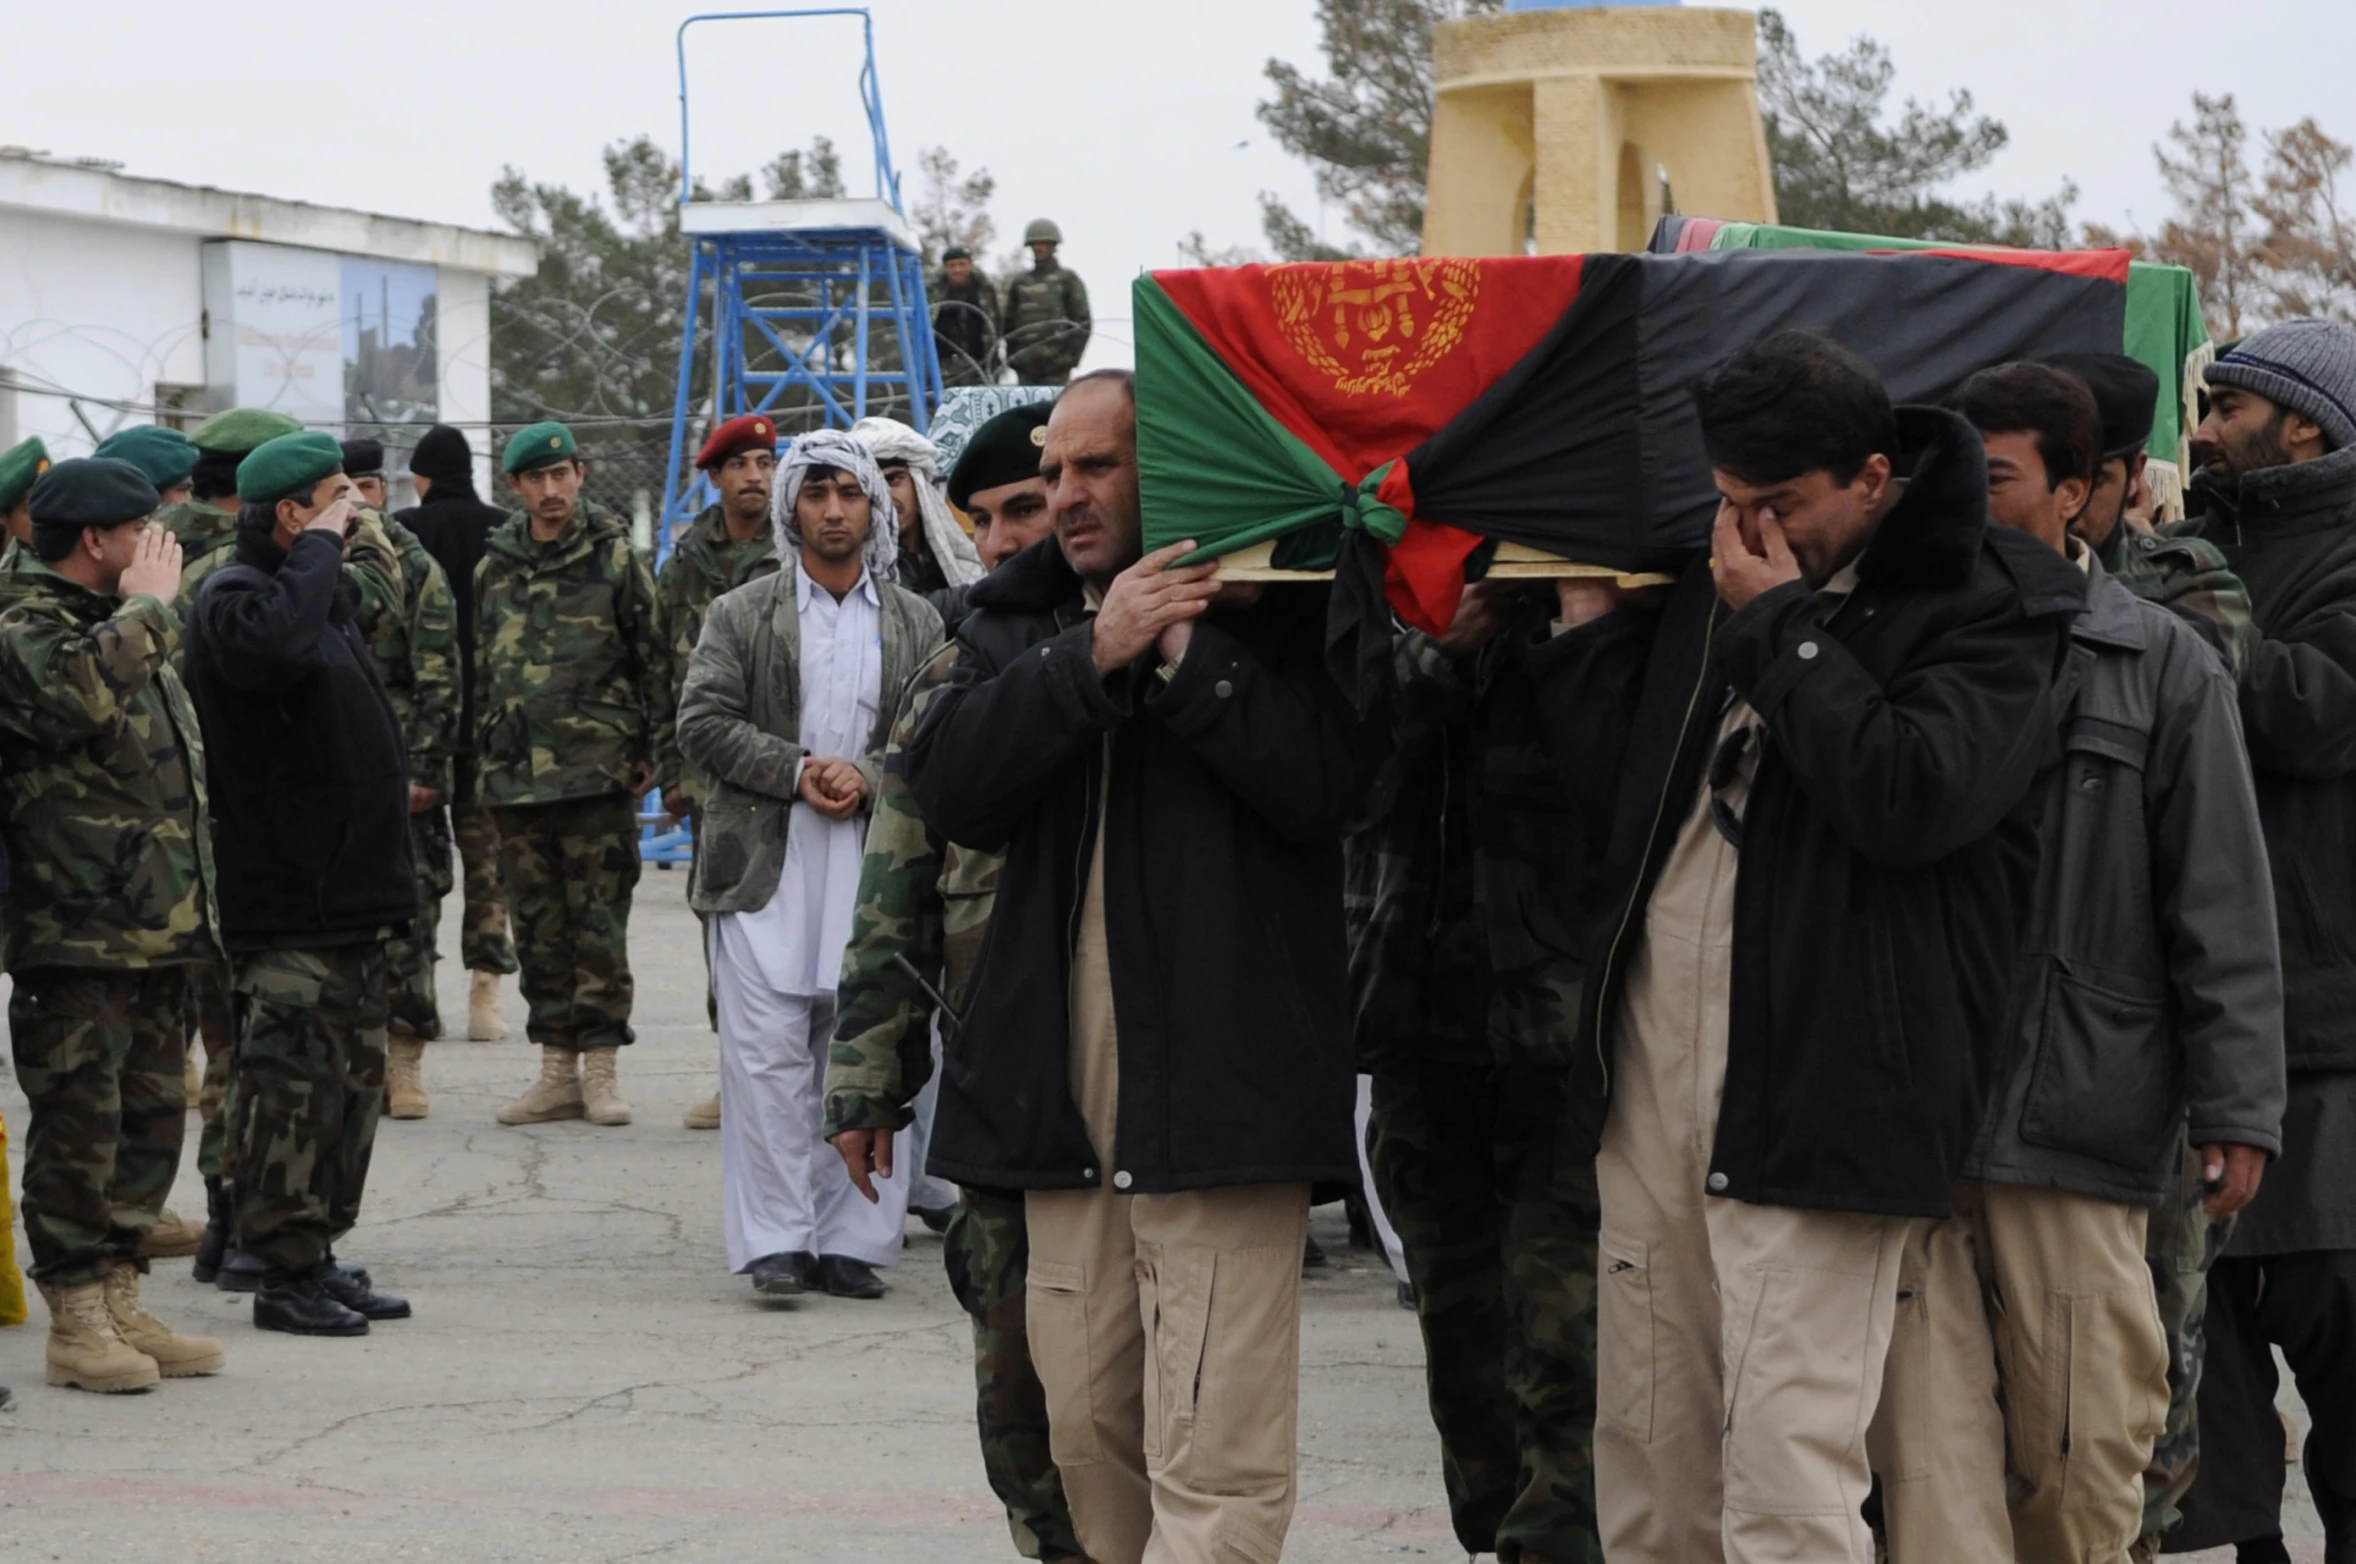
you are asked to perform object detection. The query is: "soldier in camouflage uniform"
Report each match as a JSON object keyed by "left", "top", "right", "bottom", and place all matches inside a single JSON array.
[
  {"left": 0, "top": 456, "right": 227, "bottom": 1390},
  {"left": 343, "top": 437, "right": 461, "bottom": 1121},
  {"left": 827, "top": 646, "right": 1084, "bottom": 1562},
  {"left": 825, "top": 404, "right": 1075, "bottom": 1558},
  {"left": 1001, "top": 220, "right": 1092, "bottom": 386},
  {"left": 152, "top": 408, "right": 305, "bottom": 1279},
  {"left": 657, "top": 414, "right": 782, "bottom": 1129},
  {"left": 2056, "top": 355, "right": 2262, "bottom": 1558},
  {"left": 1345, "top": 585, "right": 1605, "bottom": 1564},
  {"left": 477, "top": 422, "right": 675, "bottom": 1130}
]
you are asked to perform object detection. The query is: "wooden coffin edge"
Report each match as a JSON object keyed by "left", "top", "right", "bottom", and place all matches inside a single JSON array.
[{"left": 1211, "top": 538, "right": 1674, "bottom": 588}]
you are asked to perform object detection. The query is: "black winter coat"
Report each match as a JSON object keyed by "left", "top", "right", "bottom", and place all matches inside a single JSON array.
[
  {"left": 185, "top": 528, "right": 416, "bottom": 945},
  {"left": 905, "top": 539, "right": 1384, "bottom": 1192},
  {"left": 398, "top": 484, "right": 508, "bottom": 755},
  {"left": 1533, "top": 407, "right": 2086, "bottom": 1218}
]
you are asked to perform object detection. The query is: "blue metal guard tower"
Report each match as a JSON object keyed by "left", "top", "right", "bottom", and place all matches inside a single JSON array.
[{"left": 644, "top": 8, "right": 942, "bottom": 865}]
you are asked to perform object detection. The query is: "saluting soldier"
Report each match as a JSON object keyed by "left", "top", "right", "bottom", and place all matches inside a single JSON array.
[
  {"left": 476, "top": 422, "right": 675, "bottom": 1130},
  {"left": 183, "top": 431, "right": 416, "bottom": 1336},
  {"left": 0, "top": 457, "right": 226, "bottom": 1391},
  {"left": 1000, "top": 219, "right": 1092, "bottom": 386},
  {"left": 342, "top": 438, "right": 460, "bottom": 1122},
  {"left": 0, "top": 437, "right": 52, "bottom": 558},
  {"left": 657, "top": 413, "right": 782, "bottom": 1130},
  {"left": 162, "top": 409, "right": 305, "bottom": 1287},
  {"left": 93, "top": 426, "right": 199, "bottom": 509}
]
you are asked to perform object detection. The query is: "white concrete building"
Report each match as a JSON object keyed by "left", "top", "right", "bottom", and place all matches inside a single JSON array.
[{"left": 0, "top": 147, "right": 537, "bottom": 487}]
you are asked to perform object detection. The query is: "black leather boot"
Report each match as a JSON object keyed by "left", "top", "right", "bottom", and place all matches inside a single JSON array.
[
  {"left": 315, "top": 1260, "right": 409, "bottom": 1321},
  {"left": 213, "top": 1244, "right": 266, "bottom": 1293},
  {"left": 191, "top": 1177, "right": 232, "bottom": 1284},
  {"left": 253, "top": 1264, "right": 369, "bottom": 1336}
]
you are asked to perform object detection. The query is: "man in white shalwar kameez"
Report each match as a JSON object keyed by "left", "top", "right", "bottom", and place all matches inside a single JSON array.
[{"left": 677, "top": 429, "right": 945, "bottom": 1301}]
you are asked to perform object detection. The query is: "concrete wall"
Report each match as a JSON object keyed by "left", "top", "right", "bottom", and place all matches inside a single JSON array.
[
  {"left": 0, "top": 206, "right": 500, "bottom": 474},
  {"left": 0, "top": 207, "right": 207, "bottom": 453},
  {"left": 1424, "top": 5, "right": 1776, "bottom": 259}
]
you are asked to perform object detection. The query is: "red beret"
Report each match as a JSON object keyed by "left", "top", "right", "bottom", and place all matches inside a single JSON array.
[{"left": 696, "top": 414, "right": 780, "bottom": 471}]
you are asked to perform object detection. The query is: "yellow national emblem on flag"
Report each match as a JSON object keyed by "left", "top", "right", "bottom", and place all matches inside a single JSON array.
[{"left": 1271, "top": 258, "right": 1482, "bottom": 400}]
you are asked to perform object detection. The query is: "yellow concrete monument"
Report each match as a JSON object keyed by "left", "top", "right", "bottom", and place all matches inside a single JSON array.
[{"left": 1423, "top": 0, "right": 1776, "bottom": 257}]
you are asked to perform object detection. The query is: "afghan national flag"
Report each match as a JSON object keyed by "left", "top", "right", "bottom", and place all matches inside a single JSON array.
[{"left": 1135, "top": 246, "right": 2130, "bottom": 700}]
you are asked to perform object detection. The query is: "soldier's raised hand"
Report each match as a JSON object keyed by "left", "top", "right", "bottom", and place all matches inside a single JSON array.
[{"left": 120, "top": 524, "right": 183, "bottom": 608}]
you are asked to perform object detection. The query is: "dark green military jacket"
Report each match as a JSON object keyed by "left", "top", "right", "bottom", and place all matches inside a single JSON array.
[
  {"left": 1345, "top": 611, "right": 1601, "bottom": 1073},
  {"left": 1001, "top": 261, "right": 1092, "bottom": 384},
  {"left": 655, "top": 505, "right": 778, "bottom": 812},
  {"left": 0, "top": 555, "right": 219, "bottom": 971},
  {"left": 348, "top": 508, "right": 459, "bottom": 796},
  {"left": 2104, "top": 522, "right": 2258, "bottom": 679},
  {"left": 160, "top": 499, "right": 241, "bottom": 605},
  {"left": 824, "top": 640, "right": 1003, "bottom": 1137},
  {"left": 474, "top": 500, "right": 675, "bottom": 807}
]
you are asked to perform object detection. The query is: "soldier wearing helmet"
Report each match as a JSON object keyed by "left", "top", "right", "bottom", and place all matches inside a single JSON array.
[{"left": 1000, "top": 219, "right": 1092, "bottom": 386}]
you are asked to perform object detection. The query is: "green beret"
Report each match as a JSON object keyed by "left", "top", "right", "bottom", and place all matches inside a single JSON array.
[
  {"left": 503, "top": 421, "right": 578, "bottom": 475},
  {"left": 947, "top": 404, "right": 1053, "bottom": 510},
  {"left": 28, "top": 458, "right": 160, "bottom": 530},
  {"left": 93, "top": 425, "right": 199, "bottom": 489},
  {"left": 0, "top": 437, "right": 51, "bottom": 512},
  {"left": 237, "top": 432, "right": 347, "bottom": 507},
  {"left": 188, "top": 408, "right": 304, "bottom": 455}
]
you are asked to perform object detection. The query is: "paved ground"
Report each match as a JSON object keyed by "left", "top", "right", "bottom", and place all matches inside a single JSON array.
[{"left": 0, "top": 869, "right": 2329, "bottom": 1559}]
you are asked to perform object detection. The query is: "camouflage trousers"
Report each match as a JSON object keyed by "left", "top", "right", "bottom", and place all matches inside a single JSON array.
[
  {"left": 389, "top": 806, "right": 459, "bottom": 1040},
  {"left": 192, "top": 955, "right": 237, "bottom": 1180},
  {"left": 943, "top": 1184, "right": 1086, "bottom": 1563},
  {"left": 452, "top": 760, "right": 516, "bottom": 975},
  {"left": 2139, "top": 1131, "right": 2237, "bottom": 1544},
  {"left": 230, "top": 942, "right": 389, "bottom": 1273},
  {"left": 1369, "top": 1059, "right": 1603, "bottom": 1564},
  {"left": 493, "top": 794, "right": 640, "bottom": 1051},
  {"left": 7, "top": 966, "right": 190, "bottom": 1285}
]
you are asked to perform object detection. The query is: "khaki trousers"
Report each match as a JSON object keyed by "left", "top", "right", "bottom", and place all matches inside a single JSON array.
[
  {"left": 1026, "top": 759, "right": 1310, "bottom": 1564},
  {"left": 1869, "top": 1180, "right": 2169, "bottom": 1564},
  {"left": 1025, "top": 1181, "right": 1310, "bottom": 1564},
  {"left": 1594, "top": 743, "right": 1921, "bottom": 1564}
]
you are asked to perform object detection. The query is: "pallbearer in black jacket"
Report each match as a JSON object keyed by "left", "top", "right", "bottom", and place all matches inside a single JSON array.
[
  {"left": 1530, "top": 334, "right": 2084, "bottom": 1564},
  {"left": 1871, "top": 363, "right": 2283, "bottom": 1564},
  {"left": 906, "top": 372, "right": 1381, "bottom": 1564}
]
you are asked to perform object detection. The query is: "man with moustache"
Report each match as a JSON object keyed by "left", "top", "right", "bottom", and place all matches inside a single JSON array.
[
  {"left": 904, "top": 370, "right": 1380, "bottom": 1563},
  {"left": 678, "top": 429, "right": 941, "bottom": 1302}
]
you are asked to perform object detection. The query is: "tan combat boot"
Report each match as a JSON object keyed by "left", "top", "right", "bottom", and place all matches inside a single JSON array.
[
  {"left": 141, "top": 1207, "right": 204, "bottom": 1260},
  {"left": 386, "top": 1036, "right": 430, "bottom": 1120},
  {"left": 581, "top": 1047, "right": 632, "bottom": 1127},
  {"left": 98, "top": 1259, "right": 224, "bottom": 1377},
  {"left": 467, "top": 971, "right": 508, "bottom": 1041},
  {"left": 682, "top": 1092, "right": 721, "bottom": 1131},
  {"left": 497, "top": 1046, "right": 583, "bottom": 1125},
  {"left": 39, "top": 1279, "right": 160, "bottom": 1392}
]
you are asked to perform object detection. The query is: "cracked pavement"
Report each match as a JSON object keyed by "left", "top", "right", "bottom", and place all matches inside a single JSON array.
[{"left": 0, "top": 871, "right": 1454, "bottom": 1562}]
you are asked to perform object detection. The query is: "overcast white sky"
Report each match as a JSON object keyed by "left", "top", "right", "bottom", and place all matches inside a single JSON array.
[{"left": 8, "top": 0, "right": 2354, "bottom": 370}]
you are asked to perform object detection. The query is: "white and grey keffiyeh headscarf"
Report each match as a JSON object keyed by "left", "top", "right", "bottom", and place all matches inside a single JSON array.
[
  {"left": 772, "top": 428, "right": 900, "bottom": 585},
  {"left": 850, "top": 415, "right": 987, "bottom": 588}
]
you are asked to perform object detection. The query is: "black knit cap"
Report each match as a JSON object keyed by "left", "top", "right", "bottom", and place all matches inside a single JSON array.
[
  {"left": 2042, "top": 352, "right": 2160, "bottom": 461},
  {"left": 407, "top": 424, "right": 474, "bottom": 483},
  {"left": 947, "top": 403, "right": 1053, "bottom": 510},
  {"left": 339, "top": 438, "right": 386, "bottom": 478},
  {"left": 27, "top": 457, "right": 160, "bottom": 530}
]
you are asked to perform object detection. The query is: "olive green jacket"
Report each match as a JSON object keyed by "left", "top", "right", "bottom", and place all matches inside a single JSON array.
[
  {"left": 677, "top": 563, "right": 941, "bottom": 915},
  {"left": 473, "top": 501, "right": 675, "bottom": 806},
  {"left": 0, "top": 555, "right": 220, "bottom": 970}
]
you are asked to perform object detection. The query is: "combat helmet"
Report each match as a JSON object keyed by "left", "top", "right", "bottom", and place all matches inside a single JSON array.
[{"left": 1023, "top": 218, "right": 1064, "bottom": 246}]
